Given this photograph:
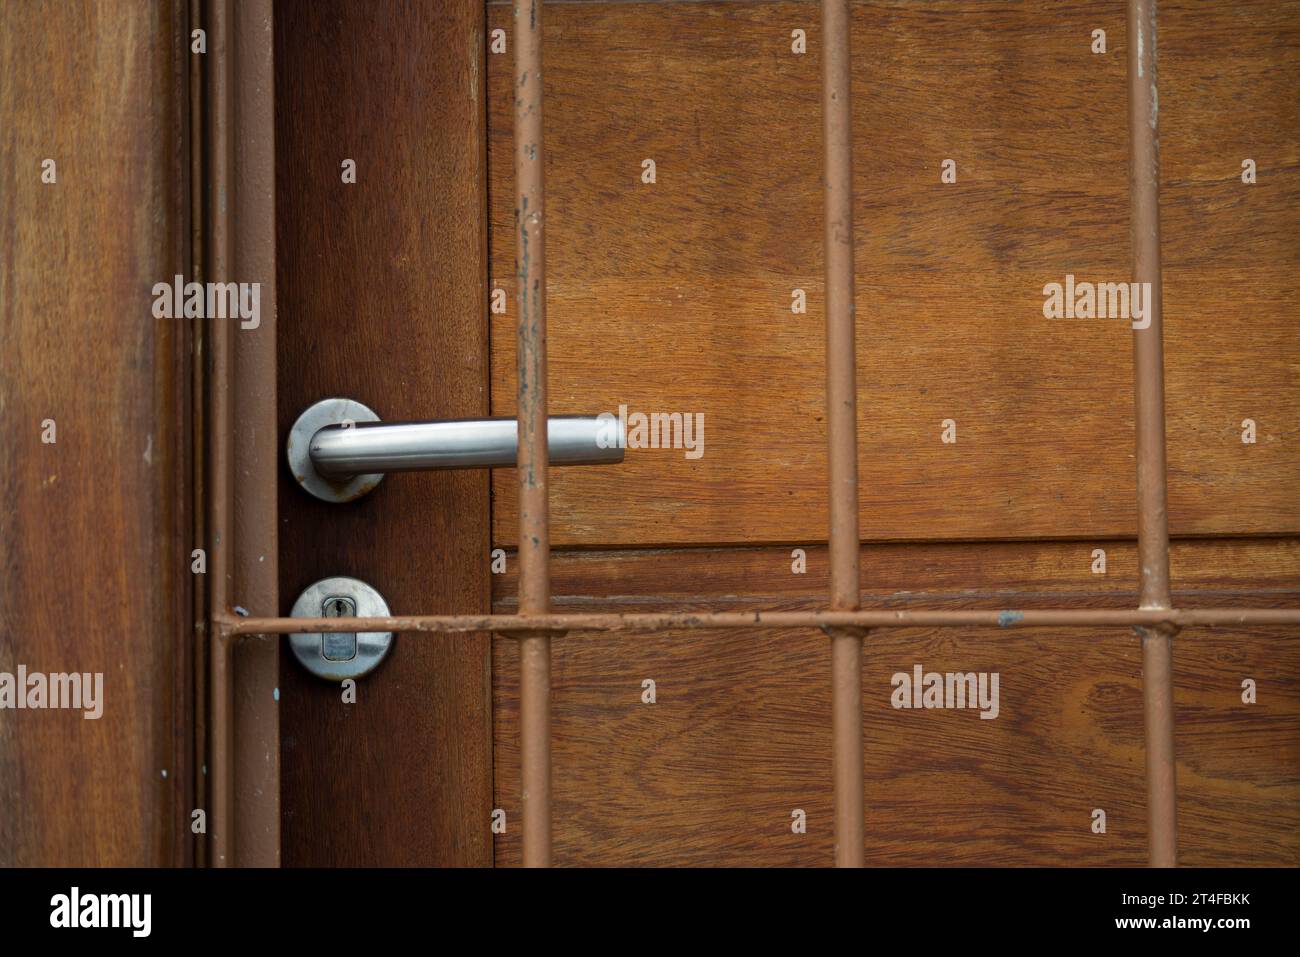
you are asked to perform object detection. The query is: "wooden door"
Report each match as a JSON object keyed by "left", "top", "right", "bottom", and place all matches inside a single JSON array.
[
  {"left": 273, "top": 0, "right": 1299, "bottom": 867},
  {"left": 275, "top": 0, "right": 493, "bottom": 866},
  {"left": 485, "top": 0, "right": 1300, "bottom": 866}
]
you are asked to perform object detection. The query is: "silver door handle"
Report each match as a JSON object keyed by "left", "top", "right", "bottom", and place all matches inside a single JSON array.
[{"left": 288, "top": 397, "right": 624, "bottom": 502}]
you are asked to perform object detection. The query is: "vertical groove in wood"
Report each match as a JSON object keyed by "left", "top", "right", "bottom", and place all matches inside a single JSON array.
[{"left": 189, "top": 0, "right": 209, "bottom": 871}]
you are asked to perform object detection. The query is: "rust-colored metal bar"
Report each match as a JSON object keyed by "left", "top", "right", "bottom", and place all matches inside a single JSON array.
[
  {"left": 830, "top": 631, "right": 864, "bottom": 864},
  {"left": 822, "top": 0, "right": 865, "bottom": 868},
  {"left": 515, "top": 0, "right": 553, "bottom": 868},
  {"left": 1128, "top": 0, "right": 1178, "bottom": 868},
  {"left": 229, "top": 606, "right": 1300, "bottom": 636},
  {"left": 209, "top": 634, "right": 234, "bottom": 865},
  {"left": 1141, "top": 629, "right": 1177, "bottom": 864},
  {"left": 1129, "top": 1, "right": 1173, "bottom": 618},
  {"left": 207, "top": 0, "right": 235, "bottom": 870},
  {"left": 205, "top": 0, "right": 279, "bottom": 868},
  {"left": 229, "top": 0, "right": 280, "bottom": 867}
]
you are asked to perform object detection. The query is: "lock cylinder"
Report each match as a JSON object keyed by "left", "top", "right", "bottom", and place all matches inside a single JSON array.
[{"left": 288, "top": 576, "right": 393, "bottom": 681}]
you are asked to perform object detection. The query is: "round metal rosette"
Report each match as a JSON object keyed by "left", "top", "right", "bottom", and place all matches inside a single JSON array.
[{"left": 286, "top": 397, "right": 384, "bottom": 503}]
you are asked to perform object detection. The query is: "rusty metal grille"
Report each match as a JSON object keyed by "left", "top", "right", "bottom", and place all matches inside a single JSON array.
[{"left": 209, "top": 0, "right": 1300, "bottom": 867}]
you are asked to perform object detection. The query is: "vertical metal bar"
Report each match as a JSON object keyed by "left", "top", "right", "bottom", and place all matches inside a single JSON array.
[
  {"left": 1141, "top": 630, "right": 1177, "bottom": 865},
  {"left": 209, "top": 636, "right": 234, "bottom": 866},
  {"left": 230, "top": 0, "right": 280, "bottom": 867},
  {"left": 204, "top": 0, "right": 278, "bottom": 871},
  {"left": 207, "top": 0, "right": 234, "bottom": 869},
  {"left": 515, "top": 0, "right": 553, "bottom": 868},
  {"left": 822, "top": 0, "right": 865, "bottom": 868},
  {"left": 1127, "top": 0, "right": 1178, "bottom": 868},
  {"left": 519, "top": 633, "right": 552, "bottom": 866}
]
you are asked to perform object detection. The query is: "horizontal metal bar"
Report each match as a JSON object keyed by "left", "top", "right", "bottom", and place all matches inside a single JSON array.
[
  {"left": 312, "top": 415, "right": 623, "bottom": 478},
  {"left": 225, "top": 606, "right": 1300, "bottom": 636}
]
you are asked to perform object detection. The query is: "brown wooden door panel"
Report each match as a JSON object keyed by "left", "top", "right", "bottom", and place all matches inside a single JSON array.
[
  {"left": 486, "top": 0, "right": 1299, "bottom": 546},
  {"left": 275, "top": 0, "right": 492, "bottom": 866},
  {"left": 492, "top": 540, "right": 1300, "bottom": 865},
  {"left": 0, "top": 0, "right": 191, "bottom": 867},
  {"left": 266, "top": 0, "right": 1296, "bottom": 867}
]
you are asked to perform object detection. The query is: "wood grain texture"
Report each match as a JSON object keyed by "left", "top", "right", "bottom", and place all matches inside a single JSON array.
[
  {"left": 275, "top": 0, "right": 492, "bottom": 866},
  {"left": 0, "top": 0, "right": 191, "bottom": 865},
  {"left": 492, "top": 539, "right": 1300, "bottom": 865},
  {"left": 485, "top": 0, "right": 1300, "bottom": 546}
]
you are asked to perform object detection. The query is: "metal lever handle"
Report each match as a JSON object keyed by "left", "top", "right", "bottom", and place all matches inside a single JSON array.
[
  {"left": 313, "top": 416, "right": 620, "bottom": 476},
  {"left": 287, "top": 397, "right": 624, "bottom": 502}
]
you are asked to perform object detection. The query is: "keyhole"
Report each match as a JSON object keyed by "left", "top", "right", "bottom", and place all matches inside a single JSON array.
[{"left": 321, "top": 595, "right": 357, "bottom": 661}]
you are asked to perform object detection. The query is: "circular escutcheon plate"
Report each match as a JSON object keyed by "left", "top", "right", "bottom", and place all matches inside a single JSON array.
[
  {"left": 286, "top": 397, "right": 384, "bottom": 503},
  {"left": 289, "top": 576, "right": 393, "bottom": 681}
]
